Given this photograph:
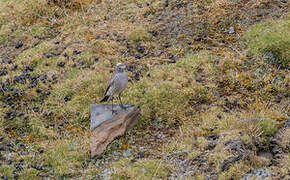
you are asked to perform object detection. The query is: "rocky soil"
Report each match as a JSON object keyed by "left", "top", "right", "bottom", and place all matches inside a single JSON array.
[{"left": 0, "top": 0, "right": 289, "bottom": 179}]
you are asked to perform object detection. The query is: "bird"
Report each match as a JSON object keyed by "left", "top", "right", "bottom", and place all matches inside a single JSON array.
[{"left": 100, "top": 63, "right": 128, "bottom": 113}]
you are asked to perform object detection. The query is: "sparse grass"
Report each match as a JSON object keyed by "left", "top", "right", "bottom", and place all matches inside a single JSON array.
[
  {"left": 19, "top": 169, "right": 40, "bottom": 180},
  {"left": 111, "top": 159, "right": 172, "bottom": 179}
]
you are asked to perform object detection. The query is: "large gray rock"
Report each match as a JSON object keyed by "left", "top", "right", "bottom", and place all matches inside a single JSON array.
[{"left": 90, "top": 104, "right": 140, "bottom": 158}]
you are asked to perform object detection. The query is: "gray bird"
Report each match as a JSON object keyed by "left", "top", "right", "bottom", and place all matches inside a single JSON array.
[{"left": 100, "top": 63, "right": 128, "bottom": 112}]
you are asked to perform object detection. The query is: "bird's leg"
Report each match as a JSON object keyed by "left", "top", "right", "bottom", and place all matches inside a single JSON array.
[
  {"left": 118, "top": 93, "right": 123, "bottom": 105},
  {"left": 111, "top": 96, "right": 114, "bottom": 114},
  {"left": 118, "top": 93, "right": 125, "bottom": 109}
]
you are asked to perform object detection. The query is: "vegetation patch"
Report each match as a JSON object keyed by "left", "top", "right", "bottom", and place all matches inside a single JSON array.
[
  {"left": 111, "top": 159, "right": 172, "bottom": 179},
  {"left": 245, "top": 17, "right": 290, "bottom": 67},
  {"left": 127, "top": 27, "right": 153, "bottom": 42}
]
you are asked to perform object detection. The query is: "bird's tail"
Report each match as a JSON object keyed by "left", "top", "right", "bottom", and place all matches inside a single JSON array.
[{"left": 100, "top": 95, "right": 109, "bottom": 102}]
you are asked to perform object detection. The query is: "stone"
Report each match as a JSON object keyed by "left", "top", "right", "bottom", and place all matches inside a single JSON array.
[
  {"left": 258, "top": 151, "right": 273, "bottom": 160},
  {"left": 241, "top": 167, "right": 271, "bottom": 180},
  {"left": 90, "top": 104, "right": 140, "bottom": 158},
  {"left": 164, "top": 0, "right": 169, "bottom": 7},
  {"left": 15, "top": 41, "right": 23, "bottom": 49},
  {"left": 57, "top": 61, "right": 65, "bottom": 67},
  {"left": 229, "top": 27, "right": 235, "bottom": 34},
  {"left": 154, "top": 50, "right": 163, "bottom": 56}
]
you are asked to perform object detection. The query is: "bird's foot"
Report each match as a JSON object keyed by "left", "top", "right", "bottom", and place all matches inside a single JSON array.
[
  {"left": 119, "top": 104, "right": 128, "bottom": 110},
  {"left": 111, "top": 109, "right": 118, "bottom": 115}
]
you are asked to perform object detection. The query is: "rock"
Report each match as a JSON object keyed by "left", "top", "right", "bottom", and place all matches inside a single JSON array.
[
  {"left": 149, "top": 30, "right": 158, "bottom": 37},
  {"left": 64, "top": 94, "right": 71, "bottom": 102},
  {"left": 136, "top": 44, "right": 144, "bottom": 53},
  {"left": 258, "top": 151, "right": 273, "bottom": 160},
  {"left": 33, "top": 106, "right": 40, "bottom": 112},
  {"left": 63, "top": 53, "right": 69, "bottom": 58},
  {"left": 39, "top": 74, "right": 47, "bottom": 81},
  {"left": 1, "top": 57, "right": 11, "bottom": 64},
  {"left": 135, "top": 54, "right": 141, "bottom": 59},
  {"left": 157, "top": 132, "right": 165, "bottom": 139},
  {"left": 163, "top": 43, "right": 169, "bottom": 48},
  {"left": 136, "top": 152, "right": 145, "bottom": 159},
  {"left": 36, "top": 89, "right": 42, "bottom": 93},
  {"left": 0, "top": 71, "right": 8, "bottom": 76},
  {"left": 11, "top": 64, "right": 18, "bottom": 71},
  {"left": 57, "top": 61, "right": 65, "bottom": 67},
  {"left": 123, "top": 150, "right": 131, "bottom": 158},
  {"left": 93, "top": 56, "right": 99, "bottom": 62},
  {"left": 90, "top": 104, "right": 140, "bottom": 158},
  {"left": 33, "top": 42, "right": 39, "bottom": 47},
  {"left": 272, "top": 145, "right": 281, "bottom": 154},
  {"left": 73, "top": 50, "right": 82, "bottom": 55},
  {"left": 241, "top": 167, "right": 271, "bottom": 180},
  {"left": 221, "top": 155, "right": 243, "bottom": 172},
  {"left": 15, "top": 41, "right": 23, "bottom": 49},
  {"left": 0, "top": 145, "right": 8, "bottom": 151},
  {"left": 164, "top": 0, "right": 169, "bottom": 7},
  {"left": 194, "top": 37, "right": 202, "bottom": 41},
  {"left": 229, "top": 27, "right": 235, "bottom": 34},
  {"left": 52, "top": 51, "right": 61, "bottom": 56},
  {"left": 43, "top": 53, "right": 53, "bottom": 58},
  {"left": 154, "top": 50, "right": 163, "bottom": 56}
]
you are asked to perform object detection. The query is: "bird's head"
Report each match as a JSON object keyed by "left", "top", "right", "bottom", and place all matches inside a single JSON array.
[{"left": 115, "top": 63, "right": 127, "bottom": 73}]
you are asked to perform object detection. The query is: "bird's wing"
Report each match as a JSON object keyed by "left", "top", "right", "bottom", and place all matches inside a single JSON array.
[{"left": 104, "top": 72, "right": 117, "bottom": 96}]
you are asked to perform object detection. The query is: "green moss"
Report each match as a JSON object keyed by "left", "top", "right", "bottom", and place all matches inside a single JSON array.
[
  {"left": 0, "top": 165, "right": 14, "bottom": 179},
  {"left": 258, "top": 119, "right": 278, "bottom": 137},
  {"left": 19, "top": 168, "right": 40, "bottom": 180},
  {"left": 42, "top": 140, "right": 88, "bottom": 177},
  {"left": 127, "top": 27, "right": 153, "bottom": 42},
  {"left": 244, "top": 18, "right": 290, "bottom": 66},
  {"left": 29, "top": 25, "right": 53, "bottom": 38},
  {"left": 125, "top": 52, "right": 214, "bottom": 127}
]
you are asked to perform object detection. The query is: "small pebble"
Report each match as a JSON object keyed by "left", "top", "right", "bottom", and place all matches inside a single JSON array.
[
  {"left": 135, "top": 54, "right": 141, "bottom": 59},
  {"left": 15, "top": 41, "right": 23, "bottom": 49},
  {"left": 33, "top": 106, "right": 40, "bottom": 112},
  {"left": 150, "top": 30, "right": 158, "bottom": 37},
  {"left": 93, "top": 56, "right": 99, "bottom": 62},
  {"left": 229, "top": 27, "right": 235, "bottom": 34},
  {"left": 43, "top": 53, "right": 53, "bottom": 58},
  {"left": 11, "top": 64, "right": 18, "bottom": 71},
  {"left": 64, "top": 94, "right": 71, "bottom": 102},
  {"left": 136, "top": 152, "right": 145, "bottom": 159},
  {"left": 73, "top": 50, "right": 82, "bottom": 55},
  {"left": 136, "top": 44, "right": 144, "bottom": 53},
  {"left": 164, "top": 0, "right": 169, "bottom": 7},
  {"left": 57, "top": 61, "right": 65, "bottom": 67}
]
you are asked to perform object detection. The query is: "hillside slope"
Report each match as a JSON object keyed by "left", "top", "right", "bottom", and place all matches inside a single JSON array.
[{"left": 0, "top": 0, "right": 289, "bottom": 179}]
